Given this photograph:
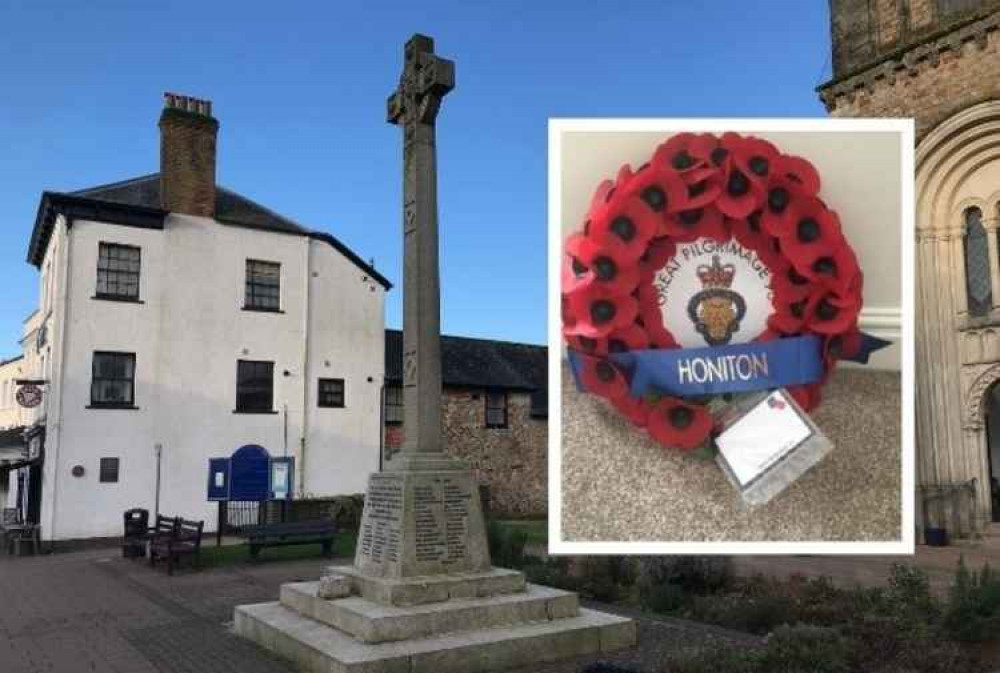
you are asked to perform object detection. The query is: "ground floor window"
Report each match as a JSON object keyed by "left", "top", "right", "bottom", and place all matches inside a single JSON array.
[
  {"left": 90, "top": 352, "right": 136, "bottom": 407},
  {"left": 385, "top": 385, "right": 403, "bottom": 424},
  {"left": 99, "top": 457, "right": 120, "bottom": 483}
]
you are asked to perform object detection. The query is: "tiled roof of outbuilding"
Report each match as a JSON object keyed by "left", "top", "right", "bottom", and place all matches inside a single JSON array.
[{"left": 385, "top": 329, "right": 547, "bottom": 406}]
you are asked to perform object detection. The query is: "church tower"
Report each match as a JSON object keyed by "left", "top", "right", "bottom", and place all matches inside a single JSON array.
[{"left": 820, "top": 1, "right": 1000, "bottom": 537}]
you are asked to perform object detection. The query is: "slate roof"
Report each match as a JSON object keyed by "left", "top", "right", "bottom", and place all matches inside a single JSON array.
[
  {"left": 385, "top": 329, "right": 548, "bottom": 418},
  {"left": 72, "top": 174, "right": 310, "bottom": 235},
  {"left": 27, "top": 174, "right": 391, "bottom": 288}
]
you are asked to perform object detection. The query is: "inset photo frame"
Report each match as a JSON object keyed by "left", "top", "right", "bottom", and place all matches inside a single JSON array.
[{"left": 548, "top": 118, "right": 915, "bottom": 555}]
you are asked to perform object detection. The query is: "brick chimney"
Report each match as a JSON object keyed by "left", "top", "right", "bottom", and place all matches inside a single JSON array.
[{"left": 158, "top": 92, "right": 218, "bottom": 217}]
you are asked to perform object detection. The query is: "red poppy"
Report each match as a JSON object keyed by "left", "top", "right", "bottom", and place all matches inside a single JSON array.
[
  {"left": 565, "top": 233, "right": 640, "bottom": 297},
  {"left": 562, "top": 251, "right": 595, "bottom": 295},
  {"left": 638, "top": 237, "right": 677, "bottom": 282},
  {"left": 587, "top": 191, "right": 661, "bottom": 261},
  {"left": 578, "top": 354, "right": 630, "bottom": 401},
  {"left": 646, "top": 397, "right": 713, "bottom": 450},
  {"left": 773, "top": 154, "right": 821, "bottom": 197},
  {"left": 636, "top": 281, "right": 680, "bottom": 349},
  {"left": 770, "top": 257, "right": 817, "bottom": 305},
  {"left": 565, "top": 283, "right": 640, "bottom": 338},
  {"left": 606, "top": 323, "right": 650, "bottom": 353},
  {"left": 565, "top": 334, "right": 608, "bottom": 357},
  {"left": 759, "top": 174, "right": 822, "bottom": 238},
  {"left": 806, "top": 241, "right": 861, "bottom": 297},
  {"left": 768, "top": 289, "right": 821, "bottom": 335},
  {"left": 612, "top": 394, "right": 652, "bottom": 427},
  {"left": 653, "top": 133, "right": 712, "bottom": 179},
  {"left": 807, "top": 289, "right": 861, "bottom": 336},
  {"left": 660, "top": 204, "right": 729, "bottom": 243},
  {"left": 780, "top": 203, "right": 845, "bottom": 270},
  {"left": 562, "top": 294, "right": 577, "bottom": 330},
  {"left": 620, "top": 161, "right": 690, "bottom": 218},
  {"left": 727, "top": 133, "right": 780, "bottom": 192}
]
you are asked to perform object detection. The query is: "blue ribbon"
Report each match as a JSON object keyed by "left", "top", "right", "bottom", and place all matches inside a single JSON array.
[
  {"left": 570, "top": 336, "right": 826, "bottom": 398},
  {"left": 842, "top": 332, "right": 893, "bottom": 365}
]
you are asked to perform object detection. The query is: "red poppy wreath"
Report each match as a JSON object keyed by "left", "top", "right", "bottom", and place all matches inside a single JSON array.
[{"left": 563, "top": 132, "right": 883, "bottom": 454}]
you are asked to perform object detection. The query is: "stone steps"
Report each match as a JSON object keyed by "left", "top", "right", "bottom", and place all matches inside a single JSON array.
[
  {"left": 234, "top": 600, "right": 636, "bottom": 673},
  {"left": 280, "top": 581, "right": 580, "bottom": 644},
  {"left": 327, "top": 564, "right": 527, "bottom": 607}
]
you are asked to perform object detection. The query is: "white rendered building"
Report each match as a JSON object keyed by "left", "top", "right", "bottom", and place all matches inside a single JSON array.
[{"left": 5, "top": 93, "right": 389, "bottom": 540}]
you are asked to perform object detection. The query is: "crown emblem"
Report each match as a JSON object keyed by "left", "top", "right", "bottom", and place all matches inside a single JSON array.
[{"left": 696, "top": 255, "right": 736, "bottom": 289}]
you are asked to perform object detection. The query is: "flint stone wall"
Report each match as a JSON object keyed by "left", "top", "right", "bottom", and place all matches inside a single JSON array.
[{"left": 385, "top": 388, "right": 547, "bottom": 517}]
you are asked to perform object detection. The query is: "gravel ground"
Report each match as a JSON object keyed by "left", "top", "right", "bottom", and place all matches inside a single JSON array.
[{"left": 561, "top": 363, "right": 902, "bottom": 542}]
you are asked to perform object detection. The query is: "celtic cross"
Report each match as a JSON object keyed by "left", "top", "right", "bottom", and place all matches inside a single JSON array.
[{"left": 386, "top": 35, "right": 456, "bottom": 464}]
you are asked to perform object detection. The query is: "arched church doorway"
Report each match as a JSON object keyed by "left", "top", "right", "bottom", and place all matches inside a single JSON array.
[{"left": 985, "top": 382, "right": 1000, "bottom": 521}]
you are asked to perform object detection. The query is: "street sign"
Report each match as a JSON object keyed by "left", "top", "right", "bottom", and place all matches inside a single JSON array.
[{"left": 15, "top": 384, "right": 42, "bottom": 409}]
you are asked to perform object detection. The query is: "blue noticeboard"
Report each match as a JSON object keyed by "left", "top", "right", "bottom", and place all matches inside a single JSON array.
[
  {"left": 229, "top": 444, "right": 271, "bottom": 501},
  {"left": 270, "top": 457, "right": 294, "bottom": 501},
  {"left": 207, "top": 458, "right": 230, "bottom": 501}
]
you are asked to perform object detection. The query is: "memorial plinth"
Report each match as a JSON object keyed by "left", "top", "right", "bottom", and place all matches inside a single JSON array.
[{"left": 233, "top": 33, "right": 635, "bottom": 672}]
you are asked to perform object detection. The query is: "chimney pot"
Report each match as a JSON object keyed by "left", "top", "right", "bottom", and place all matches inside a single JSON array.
[{"left": 159, "top": 92, "right": 218, "bottom": 217}]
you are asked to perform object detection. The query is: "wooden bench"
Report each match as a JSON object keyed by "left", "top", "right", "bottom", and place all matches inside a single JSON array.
[
  {"left": 243, "top": 519, "right": 337, "bottom": 561},
  {"left": 149, "top": 516, "right": 204, "bottom": 575}
]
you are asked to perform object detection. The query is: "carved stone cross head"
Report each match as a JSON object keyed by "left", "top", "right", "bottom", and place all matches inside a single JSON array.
[{"left": 387, "top": 34, "right": 455, "bottom": 128}]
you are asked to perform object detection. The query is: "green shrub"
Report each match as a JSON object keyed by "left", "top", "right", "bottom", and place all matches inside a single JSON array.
[
  {"left": 635, "top": 556, "right": 731, "bottom": 614},
  {"left": 577, "top": 557, "right": 626, "bottom": 602},
  {"left": 757, "top": 624, "right": 851, "bottom": 673},
  {"left": 487, "top": 520, "right": 529, "bottom": 569},
  {"left": 689, "top": 593, "right": 798, "bottom": 635},
  {"left": 944, "top": 556, "right": 1000, "bottom": 642},
  {"left": 663, "top": 648, "right": 757, "bottom": 673},
  {"left": 522, "top": 557, "right": 583, "bottom": 593}
]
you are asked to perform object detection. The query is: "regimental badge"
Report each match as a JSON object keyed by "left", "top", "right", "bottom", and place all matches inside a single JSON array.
[{"left": 686, "top": 255, "right": 746, "bottom": 346}]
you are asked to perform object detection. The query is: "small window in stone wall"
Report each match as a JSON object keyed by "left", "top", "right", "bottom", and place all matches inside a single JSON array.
[
  {"left": 965, "top": 207, "right": 991, "bottom": 316},
  {"left": 485, "top": 390, "right": 508, "bottom": 429}
]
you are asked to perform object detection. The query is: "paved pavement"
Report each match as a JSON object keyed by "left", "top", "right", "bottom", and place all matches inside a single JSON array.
[
  {"left": 735, "top": 525, "right": 1000, "bottom": 596},
  {"left": 0, "top": 548, "right": 758, "bottom": 673}
]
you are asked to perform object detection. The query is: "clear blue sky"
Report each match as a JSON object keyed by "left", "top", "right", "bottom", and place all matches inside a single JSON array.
[{"left": 0, "top": 1, "right": 831, "bottom": 354}]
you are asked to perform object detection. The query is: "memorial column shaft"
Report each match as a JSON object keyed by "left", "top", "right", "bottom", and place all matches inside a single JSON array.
[{"left": 403, "top": 123, "right": 443, "bottom": 454}]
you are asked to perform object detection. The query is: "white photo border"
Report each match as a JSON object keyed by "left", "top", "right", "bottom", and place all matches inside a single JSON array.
[{"left": 547, "top": 117, "right": 916, "bottom": 556}]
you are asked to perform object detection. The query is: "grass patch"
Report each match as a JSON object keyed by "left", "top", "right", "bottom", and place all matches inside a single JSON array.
[
  {"left": 198, "top": 532, "right": 356, "bottom": 568},
  {"left": 493, "top": 518, "right": 547, "bottom": 546}
]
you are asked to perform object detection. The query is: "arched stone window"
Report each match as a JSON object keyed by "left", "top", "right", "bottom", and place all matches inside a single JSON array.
[{"left": 965, "top": 206, "right": 992, "bottom": 316}]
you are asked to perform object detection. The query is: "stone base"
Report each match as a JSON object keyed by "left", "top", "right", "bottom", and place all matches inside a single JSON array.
[
  {"left": 280, "top": 580, "right": 578, "bottom": 643},
  {"left": 329, "top": 565, "right": 526, "bottom": 607},
  {"left": 234, "top": 599, "right": 636, "bottom": 673}
]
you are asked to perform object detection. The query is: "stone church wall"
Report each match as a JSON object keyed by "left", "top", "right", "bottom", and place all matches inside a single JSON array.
[{"left": 822, "top": 11, "right": 1000, "bottom": 138}]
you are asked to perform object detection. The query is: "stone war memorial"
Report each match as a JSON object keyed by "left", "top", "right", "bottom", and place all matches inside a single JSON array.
[{"left": 233, "top": 34, "right": 635, "bottom": 672}]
